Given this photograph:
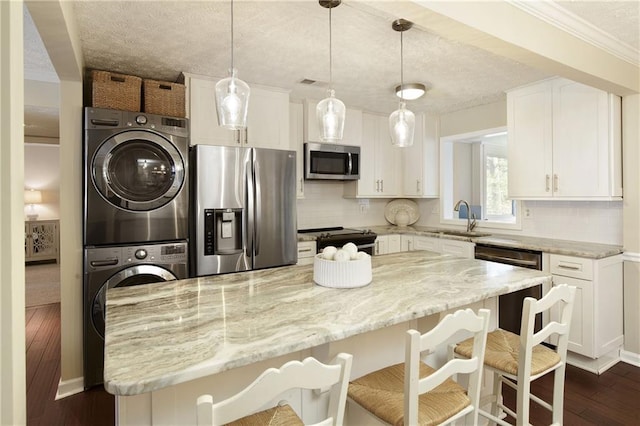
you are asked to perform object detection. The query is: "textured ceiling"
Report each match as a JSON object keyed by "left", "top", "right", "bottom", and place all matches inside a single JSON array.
[{"left": 24, "top": 1, "right": 640, "bottom": 139}]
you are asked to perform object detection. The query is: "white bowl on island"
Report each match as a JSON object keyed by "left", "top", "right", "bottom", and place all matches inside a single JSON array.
[{"left": 313, "top": 253, "right": 372, "bottom": 288}]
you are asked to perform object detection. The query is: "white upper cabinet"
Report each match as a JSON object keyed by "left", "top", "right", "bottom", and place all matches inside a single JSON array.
[
  {"left": 507, "top": 77, "right": 622, "bottom": 200},
  {"left": 402, "top": 113, "right": 439, "bottom": 198},
  {"left": 303, "top": 99, "right": 362, "bottom": 146},
  {"left": 344, "top": 113, "right": 400, "bottom": 198},
  {"left": 184, "top": 73, "right": 290, "bottom": 150}
]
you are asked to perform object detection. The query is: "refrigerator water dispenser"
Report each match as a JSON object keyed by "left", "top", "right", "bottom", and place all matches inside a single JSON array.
[{"left": 204, "top": 208, "right": 243, "bottom": 255}]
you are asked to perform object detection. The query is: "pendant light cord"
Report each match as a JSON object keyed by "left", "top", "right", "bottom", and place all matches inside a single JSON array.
[
  {"left": 230, "top": 0, "right": 235, "bottom": 70},
  {"left": 329, "top": 4, "right": 333, "bottom": 90},
  {"left": 400, "top": 29, "right": 404, "bottom": 101}
]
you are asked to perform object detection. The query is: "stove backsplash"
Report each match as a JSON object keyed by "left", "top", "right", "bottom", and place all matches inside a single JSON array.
[{"left": 296, "top": 181, "right": 388, "bottom": 230}]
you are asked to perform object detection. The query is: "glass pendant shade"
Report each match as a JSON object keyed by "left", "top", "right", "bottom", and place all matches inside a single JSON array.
[
  {"left": 215, "top": 68, "right": 250, "bottom": 130},
  {"left": 389, "top": 102, "right": 415, "bottom": 147},
  {"left": 316, "top": 89, "right": 346, "bottom": 142}
]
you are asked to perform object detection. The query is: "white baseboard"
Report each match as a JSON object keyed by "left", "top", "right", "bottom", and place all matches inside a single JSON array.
[
  {"left": 620, "top": 350, "right": 640, "bottom": 367},
  {"left": 55, "top": 376, "right": 84, "bottom": 400},
  {"left": 566, "top": 349, "right": 621, "bottom": 375}
]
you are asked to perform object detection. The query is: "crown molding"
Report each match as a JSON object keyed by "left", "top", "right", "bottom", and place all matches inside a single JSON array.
[{"left": 509, "top": 0, "right": 639, "bottom": 66}]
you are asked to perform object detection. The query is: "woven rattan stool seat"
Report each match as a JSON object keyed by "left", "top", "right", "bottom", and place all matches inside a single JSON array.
[
  {"left": 348, "top": 362, "right": 470, "bottom": 426},
  {"left": 455, "top": 328, "right": 561, "bottom": 376},
  {"left": 227, "top": 404, "right": 303, "bottom": 426}
]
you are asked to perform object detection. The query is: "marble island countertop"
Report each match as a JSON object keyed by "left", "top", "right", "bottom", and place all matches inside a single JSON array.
[
  {"left": 298, "top": 225, "right": 622, "bottom": 259},
  {"left": 104, "top": 251, "right": 551, "bottom": 396}
]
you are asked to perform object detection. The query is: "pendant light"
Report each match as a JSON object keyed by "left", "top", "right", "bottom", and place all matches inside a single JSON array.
[
  {"left": 389, "top": 19, "right": 416, "bottom": 147},
  {"left": 316, "top": 0, "right": 346, "bottom": 142},
  {"left": 215, "top": 0, "right": 250, "bottom": 130}
]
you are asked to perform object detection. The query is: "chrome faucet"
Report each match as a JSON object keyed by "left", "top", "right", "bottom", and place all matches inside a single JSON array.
[{"left": 453, "top": 200, "right": 477, "bottom": 232}]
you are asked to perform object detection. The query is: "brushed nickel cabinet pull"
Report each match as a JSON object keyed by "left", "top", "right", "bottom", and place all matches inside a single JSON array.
[
  {"left": 416, "top": 180, "right": 420, "bottom": 192},
  {"left": 546, "top": 175, "right": 550, "bottom": 192},
  {"left": 554, "top": 174, "right": 559, "bottom": 192},
  {"left": 381, "top": 179, "right": 384, "bottom": 192}
]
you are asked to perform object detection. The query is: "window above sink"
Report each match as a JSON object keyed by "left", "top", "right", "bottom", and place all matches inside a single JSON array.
[{"left": 440, "top": 126, "right": 522, "bottom": 231}]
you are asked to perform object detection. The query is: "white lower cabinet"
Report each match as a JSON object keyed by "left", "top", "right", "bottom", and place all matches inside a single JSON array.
[
  {"left": 374, "top": 235, "right": 401, "bottom": 255},
  {"left": 297, "top": 241, "right": 317, "bottom": 266},
  {"left": 549, "top": 253, "right": 623, "bottom": 360},
  {"left": 379, "top": 234, "right": 474, "bottom": 259}
]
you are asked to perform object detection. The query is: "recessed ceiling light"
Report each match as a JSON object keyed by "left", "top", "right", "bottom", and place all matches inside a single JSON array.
[{"left": 395, "top": 83, "right": 426, "bottom": 100}]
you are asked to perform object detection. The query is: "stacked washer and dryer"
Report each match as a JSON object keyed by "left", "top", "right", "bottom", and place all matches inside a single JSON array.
[{"left": 83, "top": 107, "right": 189, "bottom": 389}]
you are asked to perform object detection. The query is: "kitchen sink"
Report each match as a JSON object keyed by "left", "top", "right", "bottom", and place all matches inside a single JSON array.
[{"left": 438, "top": 230, "right": 492, "bottom": 238}]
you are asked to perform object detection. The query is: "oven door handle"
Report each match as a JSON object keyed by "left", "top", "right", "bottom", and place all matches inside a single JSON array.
[
  {"left": 356, "top": 242, "right": 375, "bottom": 250},
  {"left": 477, "top": 254, "right": 539, "bottom": 268}
]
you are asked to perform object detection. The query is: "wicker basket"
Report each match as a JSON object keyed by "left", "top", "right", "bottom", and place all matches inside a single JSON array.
[
  {"left": 91, "top": 70, "right": 142, "bottom": 112},
  {"left": 143, "top": 79, "right": 186, "bottom": 117}
]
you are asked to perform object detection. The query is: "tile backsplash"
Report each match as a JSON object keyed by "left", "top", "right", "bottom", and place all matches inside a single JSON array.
[{"left": 297, "top": 181, "right": 623, "bottom": 246}]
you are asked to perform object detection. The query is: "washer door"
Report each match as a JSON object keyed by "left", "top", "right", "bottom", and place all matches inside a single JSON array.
[
  {"left": 92, "top": 130, "right": 185, "bottom": 211},
  {"left": 92, "top": 265, "right": 177, "bottom": 339}
]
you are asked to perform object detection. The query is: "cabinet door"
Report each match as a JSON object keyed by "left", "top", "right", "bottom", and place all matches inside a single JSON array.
[
  {"left": 343, "top": 108, "right": 363, "bottom": 146},
  {"left": 507, "top": 81, "right": 553, "bottom": 198},
  {"left": 374, "top": 235, "right": 388, "bottom": 255},
  {"left": 552, "top": 79, "right": 610, "bottom": 197},
  {"left": 290, "top": 102, "right": 305, "bottom": 198},
  {"left": 403, "top": 114, "right": 438, "bottom": 197},
  {"left": 189, "top": 77, "right": 237, "bottom": 146},
  {"left": 400, "top": 235, "right": 414, "bottom": 252},
  {"left": 439, "top": 240, "right": 474, "bottom": 259},
  {"left": 387, "top": 234, "right": 401, "bottom": 254},
  {"left": 551, "top": 276, "right": 594, "bottom": 357},
  {"left": 355, "top": 114, "right": 378, "bottom": 196},
  {"left": 413, "top": 236, "right": 440, "bottom": 252},
  {"left": 246, "top": 87, "right": 289, "bottom": 150},
  {"left": 376, "top": 117, "right": 400, "bottom": 197},
  {"left": 26, "top": 221, "right": 59, "bottom": 262}
]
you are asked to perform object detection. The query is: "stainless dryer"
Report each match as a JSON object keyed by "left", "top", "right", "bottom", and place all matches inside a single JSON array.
[
  {"left": 83, "top": 241, "right": 188, "bottom": 389},
  {"left": 84, "top": 107, "right": 189, "bottom": 246}
]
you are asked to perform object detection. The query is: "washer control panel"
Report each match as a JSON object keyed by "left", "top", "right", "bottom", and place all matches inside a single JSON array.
[{"left": 85, "top": 241, "right": 188, "bottom": 269}]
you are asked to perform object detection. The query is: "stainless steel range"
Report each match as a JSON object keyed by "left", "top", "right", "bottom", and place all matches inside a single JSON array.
[{"left": 299, "top": 227, "right": 377, "bottom": 255}]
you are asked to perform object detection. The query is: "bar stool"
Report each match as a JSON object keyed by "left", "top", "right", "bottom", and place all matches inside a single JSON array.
[
  {"left": 347, "top": 308, "right": 490, "bottom": 425},
  {"left": 454, "top": 284, "right": 576, "bottom": 425},
  {"left": 196, "top": 353, "right": 352, "bottom": 426}
]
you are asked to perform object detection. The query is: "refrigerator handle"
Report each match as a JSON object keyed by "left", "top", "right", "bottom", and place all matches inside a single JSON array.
[
  {"left": 253, "top": 156, "right": 262, "bottom": 256},
  {"left": 245, "top": 154, "right": 254, "bottom": 259}
]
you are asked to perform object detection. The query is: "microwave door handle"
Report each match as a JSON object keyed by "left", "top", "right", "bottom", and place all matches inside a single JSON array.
[{"left": 347, "top": 152, "right": 353, "bottom": 175}]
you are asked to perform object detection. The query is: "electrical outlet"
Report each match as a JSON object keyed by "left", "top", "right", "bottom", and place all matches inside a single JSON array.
[{"left": 524, "top": 208, "right": 533, "bottom": 218}]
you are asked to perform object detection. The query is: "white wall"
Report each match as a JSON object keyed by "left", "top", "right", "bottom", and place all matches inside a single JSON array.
[{"left": 24, "top": 143, "right": 60, "bottom": 220}]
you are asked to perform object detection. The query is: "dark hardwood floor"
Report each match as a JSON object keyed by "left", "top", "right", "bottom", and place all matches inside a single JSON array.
[
  {"left": 26, "top": 303, "right": 114, "bottom": 426},
  {"left": 26, "top": 302, "right": 640, "bottom": 425}
]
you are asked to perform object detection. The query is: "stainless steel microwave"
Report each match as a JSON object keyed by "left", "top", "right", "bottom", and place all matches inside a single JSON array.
[{"left": 304, "top": 142, "right": 360, "bottom": 180}]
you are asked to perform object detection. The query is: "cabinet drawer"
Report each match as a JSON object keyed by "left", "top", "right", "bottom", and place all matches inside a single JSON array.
[
  {"left": 413, "top": 236, "right": 440, "bottom": 252},
  {"left": 297, "top": 241, "right": 317, "bottom": 259},
  {"left": 549, "top": 254, "right": 593, "bottom": 280}
]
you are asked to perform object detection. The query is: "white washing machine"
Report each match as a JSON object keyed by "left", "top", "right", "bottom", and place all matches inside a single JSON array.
[
  {"left": 83, "top": 241, "right": 188, "bottom": 389},
  {"left": 84, "top": 107, "right": 189, "bottom": 246}
]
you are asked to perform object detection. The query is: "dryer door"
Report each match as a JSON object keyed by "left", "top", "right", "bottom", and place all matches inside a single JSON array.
[
  {"left": 92, "top": 130, "right": 185, "bottom": 211},
  {"left": 91, "top": 265, "right": 177, "bottom": 339}
]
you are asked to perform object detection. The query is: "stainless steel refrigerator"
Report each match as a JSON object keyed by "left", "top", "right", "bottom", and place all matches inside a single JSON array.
[{"left": 190, "top": 145, "right": 297, "bottom": 276}]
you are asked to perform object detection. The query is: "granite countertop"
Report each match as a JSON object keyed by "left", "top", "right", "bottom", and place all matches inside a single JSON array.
[
  {"left": 103, "top": 251, "right": 551, "bottom": 396},
  {"left": 298, "top": 225, "right": 623, "bottom": 259}
]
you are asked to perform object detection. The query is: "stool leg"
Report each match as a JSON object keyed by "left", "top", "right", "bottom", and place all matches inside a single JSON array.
[
  {"left": 552, "top": 365, "right": 566, "bottom": 425},
  {"left": 516, "top": 377, "right": 530, "bottom": 426},
  {"left": 491, "top": 371, "right": 501, "bottom": 423}
]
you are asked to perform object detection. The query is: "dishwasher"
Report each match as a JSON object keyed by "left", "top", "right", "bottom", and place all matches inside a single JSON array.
[{"left": 474, "top": 244, "right": 543, "bottom": 335}]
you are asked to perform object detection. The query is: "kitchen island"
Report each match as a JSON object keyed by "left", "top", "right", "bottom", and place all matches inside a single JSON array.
[{"left": 104, "top": 250, "right": 552, "bottom": 425}]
